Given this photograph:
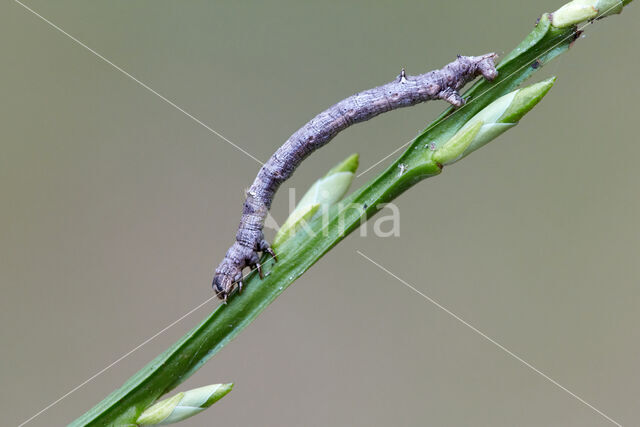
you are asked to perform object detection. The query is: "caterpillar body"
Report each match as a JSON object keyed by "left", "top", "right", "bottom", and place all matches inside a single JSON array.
[{"left": 213, "top": 53, "right": 498, "bottom": 301}]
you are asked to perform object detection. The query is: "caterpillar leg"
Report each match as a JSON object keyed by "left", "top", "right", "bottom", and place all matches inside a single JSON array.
[
  {"left": 437, "top": 53, "right": 498, "bottom": 107},
  {"left": 248, "top": 240, "right": 278, "bottom": 279},
  {"left": 259, "top": 239, "right": 278, "bottom": 262},
  {"left": 438, "top": 88, "right": 466, "bottom": 107},
  {"left": 213, "top": 239, "right": 278, "bottom": 301},
  {"left": 248, "top": 262, "right": 264, "bottom": 279},
  {"left": 212, "top": 53, "right": 498, "bottom": 302}
]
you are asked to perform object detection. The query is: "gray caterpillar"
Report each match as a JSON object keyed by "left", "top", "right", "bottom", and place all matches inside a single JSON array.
[{"left": 213, "top": 53, "right": 498, "bottom": 301}]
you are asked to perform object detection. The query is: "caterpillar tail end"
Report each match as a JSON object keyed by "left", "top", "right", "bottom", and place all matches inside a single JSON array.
[{"left": 477, "top": 53, "right": 499, "bottom": 81}]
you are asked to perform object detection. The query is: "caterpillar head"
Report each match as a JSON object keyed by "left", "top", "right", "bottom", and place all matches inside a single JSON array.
[{"left": 212, "top": 267, "right": 242, "bottom": 302}]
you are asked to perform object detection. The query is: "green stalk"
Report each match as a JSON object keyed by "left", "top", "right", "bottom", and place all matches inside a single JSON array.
[{"left": 71, "top": 3, "right": 634, "bottom": 425}]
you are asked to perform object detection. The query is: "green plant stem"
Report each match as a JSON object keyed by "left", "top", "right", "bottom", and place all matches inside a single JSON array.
[{"left": 70, "top": 5, "right": 633, "bottom": 426}]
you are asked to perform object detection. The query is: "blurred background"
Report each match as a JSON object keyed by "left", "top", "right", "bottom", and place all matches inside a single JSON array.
[{"left": 1, "top": 1, "right": 638, "bottom": 426}]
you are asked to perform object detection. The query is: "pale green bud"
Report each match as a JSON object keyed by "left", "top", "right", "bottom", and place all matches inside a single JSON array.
[
  {"left": 499, "top": 78, "right": 556, "bottom": 123},
  {"left": 433, "top": 121, "right": 484, "bottom": 166},
  {"left": 273, "top": 203, "right": 320, "bottom": 247},
  {"left": 552, "top": 0, "right": 623, "bottom": 27},
  {"left": 137, "top": 393, "right": 184, "bottom": 426},
  {"left": 463, "top": 123, "right": 517, "bottom": 157},
  {"left": 137, "top": 383, "right": 233, "bottom": 425},
  {"left": 273, "top": 154, "right": 358, "bottom": 247},
  {"left": 296, "top": 169, "right": 356, "bottom": 209},
  {"left": 326, "top": 152, "right": 359, "bottom": 175},
  {"left": 433, "top": 77, "right": 555, "bottom": 165}
]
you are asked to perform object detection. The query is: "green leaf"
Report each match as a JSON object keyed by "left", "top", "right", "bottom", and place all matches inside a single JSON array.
[{"left": 70, "top": 2, "right": 634, "bottom": 425}]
